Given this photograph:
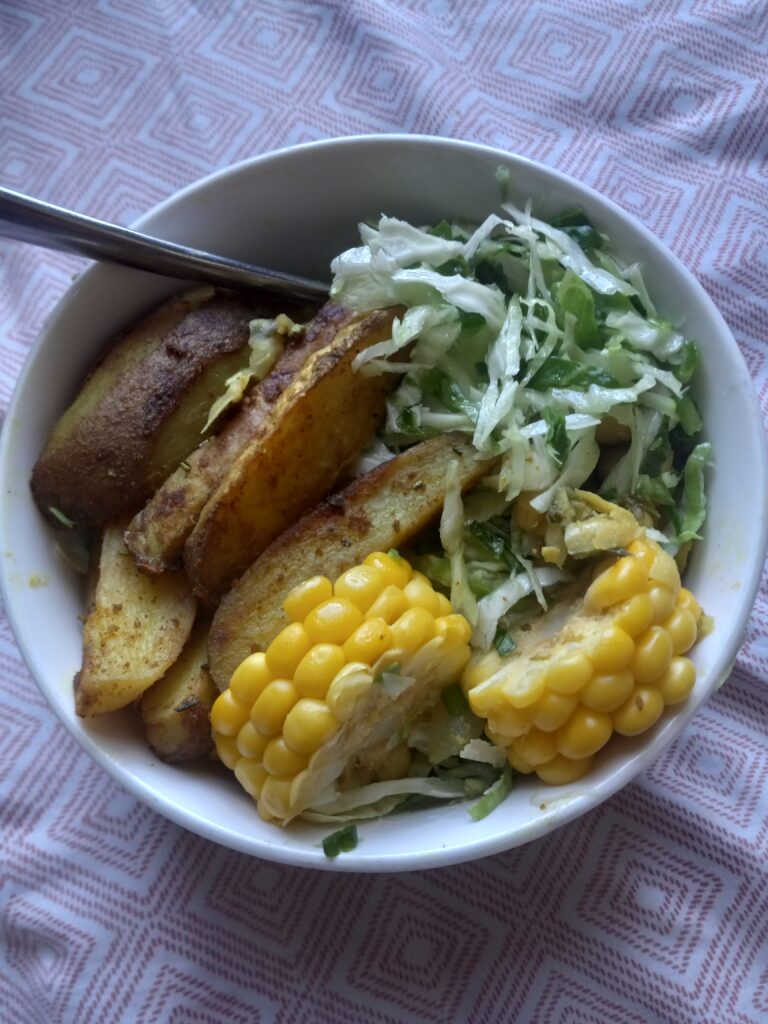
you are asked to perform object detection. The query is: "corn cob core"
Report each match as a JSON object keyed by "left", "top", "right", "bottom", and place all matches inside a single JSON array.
[
  {"left": 462, "top": 536, "right": 703, "bottom": 785},
  {"left": 210, "top": 551, "right": 473, "bottom": 824}
]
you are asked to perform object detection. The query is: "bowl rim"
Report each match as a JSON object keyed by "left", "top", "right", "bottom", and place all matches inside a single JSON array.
[{"left": 2, "top": 133, "right": 767, "bottom": 872}]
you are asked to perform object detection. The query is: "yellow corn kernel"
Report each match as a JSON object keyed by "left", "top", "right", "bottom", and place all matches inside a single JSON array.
[
  {"left": 229, "top": 652, "right": 273, "bottom": 705},
  {"left": 236, "top": 721, "right": 269, "bottom": 760},
  {"left": 403, "top": 573, "right": 442, "bottom": 616},
  {"left": 282, "top": 698, "right": 340, "bottom": 754},
  {"left": 612, "top": 592, "right": 654, "bottom": 638},
  {"left": 556, "top": 707, "right": 613, "bottom": 759},
  {"left": 250, "top": 680, "right": 299, "bottom": 736},
  {"left": 265, "top": 622, "right": 312, "bottom": 678},
  {"left": 656, "top": 656, "right": 696, "bottom": 705},
  {"left": 304, "top": 597, "right": 364, "bottom": 646},
  {"left": 585, "top": 555, "right": 648, "bottom": 611},
  {"left": 326, "top": 664, "right": 373, "bottom": 721},
  {"left": 283, "top": 575, "right": 333, "bottom": 622},
  {"left": 649, "top": 548, "right": 680, "bottom": 592},
  {"left": 391, "top": 606, "right": 435, "bottom": 653},
  {"left": 486, "top": 703, "right": 530, "bottom": 740},
  {"left": 632, "top": 625, "right": 674, "bottom": 682},
  {"left": 210, "top": 689, "right": 250, "bottom": 736},
  {"left": 648, "top": 583, "right": 676, "bottom": 624},
  {"left": 258, "top": 776, "right": 293, "bottom": 821},
  {"left": 662, "top": 607, "right": 699, "bottom": 655},
  {"left": 503, "top": 668, "right": 546, "bottom": 709},
  {"left": 468, "top": 677, "right": 506, "bottom": 717},
  {"left": 535, "top": 754, "right": 594, "bottom": 785},
  {"left": 435, "top": 592, "right": 454, "bottom": 617},
  {"left": 512, "top": 727, "right": 558, "bottom": 766},
  {"left": 461, "top": 650, "right": 504, "bottom": 693},
  {"left": 612, "top": 685, "right": 664, "bottom": 735},
  {"left": 507, "top": 747, "right": 536, "bottom": 774},
  {"left": 365, "top": 584, "right": 409, "bottom": 625},
  {"left": 262, "top": 737, "right": 309, "bottom": 778},
  {"left": 215, "top": 733, "right": 240, "bottom": 770},
  {"left": 435, "top": 613, "right": 473, "bottom": 651},
  {"left": 234, "top": 759, "right": 268, "bottom": 799},
  {"left": 627, "top": 538, "right": 656, "bottom": 571},
  {"left": 343, "top": 617, "right": 393, "bottom": 665},
  {"left": 293, "top": 643, "right": 346, "bottom": 699},
  {"left": 580, "top": 669, "right": 635, "bottom": 713},
  {"left": 363, "top": 551, "right": 412, "bottom": 588},
  {"left": 544, "top": 650, "right": 594, "bottom": 695},
  {"left": 529, "top": 690, "right": 579, "bottom": 732},
  {"left": 334, "top": 564, "right": 386, "bottom": 612},
  {"left": 587, "top": 625, "right": 635, "bottom": 674},
  {"left": 677, "top": 587, "right": 702, "bottom": 621}
]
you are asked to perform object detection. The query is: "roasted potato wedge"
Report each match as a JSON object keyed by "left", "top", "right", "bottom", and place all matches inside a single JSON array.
[
  {"left": 207, "top": 432, "right": 495, "bottom": 691},
  {"left": 184, "top": 306, "right": 402, "bottom": 605},
  {"left": 32, "top": 287, "right": 313, "bottom": 527},
  {"left": 125, "top": 303, "right": 356, "bottom": 575},
  {"left": 74, "top": 521, "right": 197, "bottom": 716},
  {"left": 140, "top": 613, "right": 217, "bottom": 762}
]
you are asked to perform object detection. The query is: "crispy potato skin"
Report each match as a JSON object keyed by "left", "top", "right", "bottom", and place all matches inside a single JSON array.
[
  {"left": 32, "top": 287, "right": 313, "bottom": 527},
  {"left": 207, "top": 433, "right": 495, "bottom": 691},
  {"left": 140, "top": 613, "right": 217, "bottom": 762},
  {"left": 74, "top": 521, "right": 197, "bottom": 717},
  {"left": 184, "top": 306, "right": 403, "bottom": 605},
  {"left": 125, "top": 302, "right": 355, "bottom": 575}
]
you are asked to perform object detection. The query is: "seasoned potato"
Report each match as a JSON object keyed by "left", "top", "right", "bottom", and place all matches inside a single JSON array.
[
  {"left": 184, "top": 306, "right": 402, "bottom": 605},
  {"left": 74, "top": 521, "right": 197, "bottom": 717},
  {"left": 207, "top": 432, "right": 495, "bottom": 691},
  {"left": 32, "top": 287, "right": 313, "bottom": 527},
  {"left": 125, "top": 302, "right": 357, "bottom": 575},
  {"left": 140, "top": 613, "right": 217, "bottom": 762}
]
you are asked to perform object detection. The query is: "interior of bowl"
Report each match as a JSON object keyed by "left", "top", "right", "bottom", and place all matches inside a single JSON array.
[{"left": 2, "top": 135, "right": 766, "bottom": 871}]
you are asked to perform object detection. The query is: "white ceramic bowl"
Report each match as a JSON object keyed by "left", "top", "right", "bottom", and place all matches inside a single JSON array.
[{"left": 2, "top": 135, "right": 766, "bottom": 871}]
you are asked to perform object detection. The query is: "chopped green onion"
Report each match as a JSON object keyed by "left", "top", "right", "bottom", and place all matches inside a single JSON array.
[
  {"left": 494, "top": 629, "right": 516, "bottom": 656},
  {"left": 322, "top": 824, "right": 359, "bottom": 858},
  {"left": 468, "top": 765, "right": 514, "bottom": 821}
]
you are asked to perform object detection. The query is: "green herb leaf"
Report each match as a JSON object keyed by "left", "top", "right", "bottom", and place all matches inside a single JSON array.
[
  {"left": 420, "top": 368, "right": 478, "bottom": 423},
  {"left": 555, "top": 270, "right": 599, "bottom": 347},
  {"left": 674, "top": 341, "right": 698, "bottom": 384},
  {"left": 676, "top": 393, "right": 702, "bottom": 436},
  {"left": 528, "top": 358, "right": 619, "bottom": 391},
  {"left": 441, "top": 684, "right": 470, "bottom": 716},
  {"left": 543, "top": 408, "right": 571, "bottom": 469},
  {"left": 674, "top": 442, "right": 712, "bottom": 543},
  {"left": 322, "top": 824, "right": 359, "bottom": 858}
]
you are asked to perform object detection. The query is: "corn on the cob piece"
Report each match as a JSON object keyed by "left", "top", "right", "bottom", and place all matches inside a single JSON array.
[
  {"left": 462, "top": 536, "right": 703, "bottom": 785},
  {"left": 210, "top": 551, "right": 473, "bottom": 824}
]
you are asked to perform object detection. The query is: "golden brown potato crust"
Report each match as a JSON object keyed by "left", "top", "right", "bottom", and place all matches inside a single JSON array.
[
  {"left": 183, "top": 306, "right": 403, "bottom": 605},
  {"left": 207, "top": 432, "right": 495, "bottom": 691},
  {"left": 124, "top": 302, "right": 355, "bottom": 575},
  {"left": 31, "top": 287, "right": 311, "bottom": 527}
]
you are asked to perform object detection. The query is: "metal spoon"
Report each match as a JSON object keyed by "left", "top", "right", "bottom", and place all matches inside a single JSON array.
[{"left": 0, "top": 185, "right": 329, "bottom": 301}]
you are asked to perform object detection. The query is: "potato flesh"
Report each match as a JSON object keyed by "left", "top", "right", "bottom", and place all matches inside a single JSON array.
[
  {"left": 125, "top": 303, "right": 356, "bottom": 575},
  {"left": 31, "top": 287, "right": 312, "bottom": 527},
  {"left": 183, "top": 306, "right": 402, "bottom": 605},
  {"left": 140, "top": 613, "right": 218, "bottom": 762},
  {"left": 74, "top": 521, "right": 197, "bottom": 717},
  {"left": 207, "top": 432, "right": 495, "bottom": 691}
]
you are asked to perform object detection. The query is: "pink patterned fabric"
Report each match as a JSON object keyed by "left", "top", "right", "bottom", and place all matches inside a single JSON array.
[{"left": 1, "top": 2, "right": 767, "bottom": 1021}]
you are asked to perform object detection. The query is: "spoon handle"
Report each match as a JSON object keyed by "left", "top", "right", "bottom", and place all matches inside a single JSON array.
[{"left": 0, "top": 186, "right": 329, "bottom": 301}]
